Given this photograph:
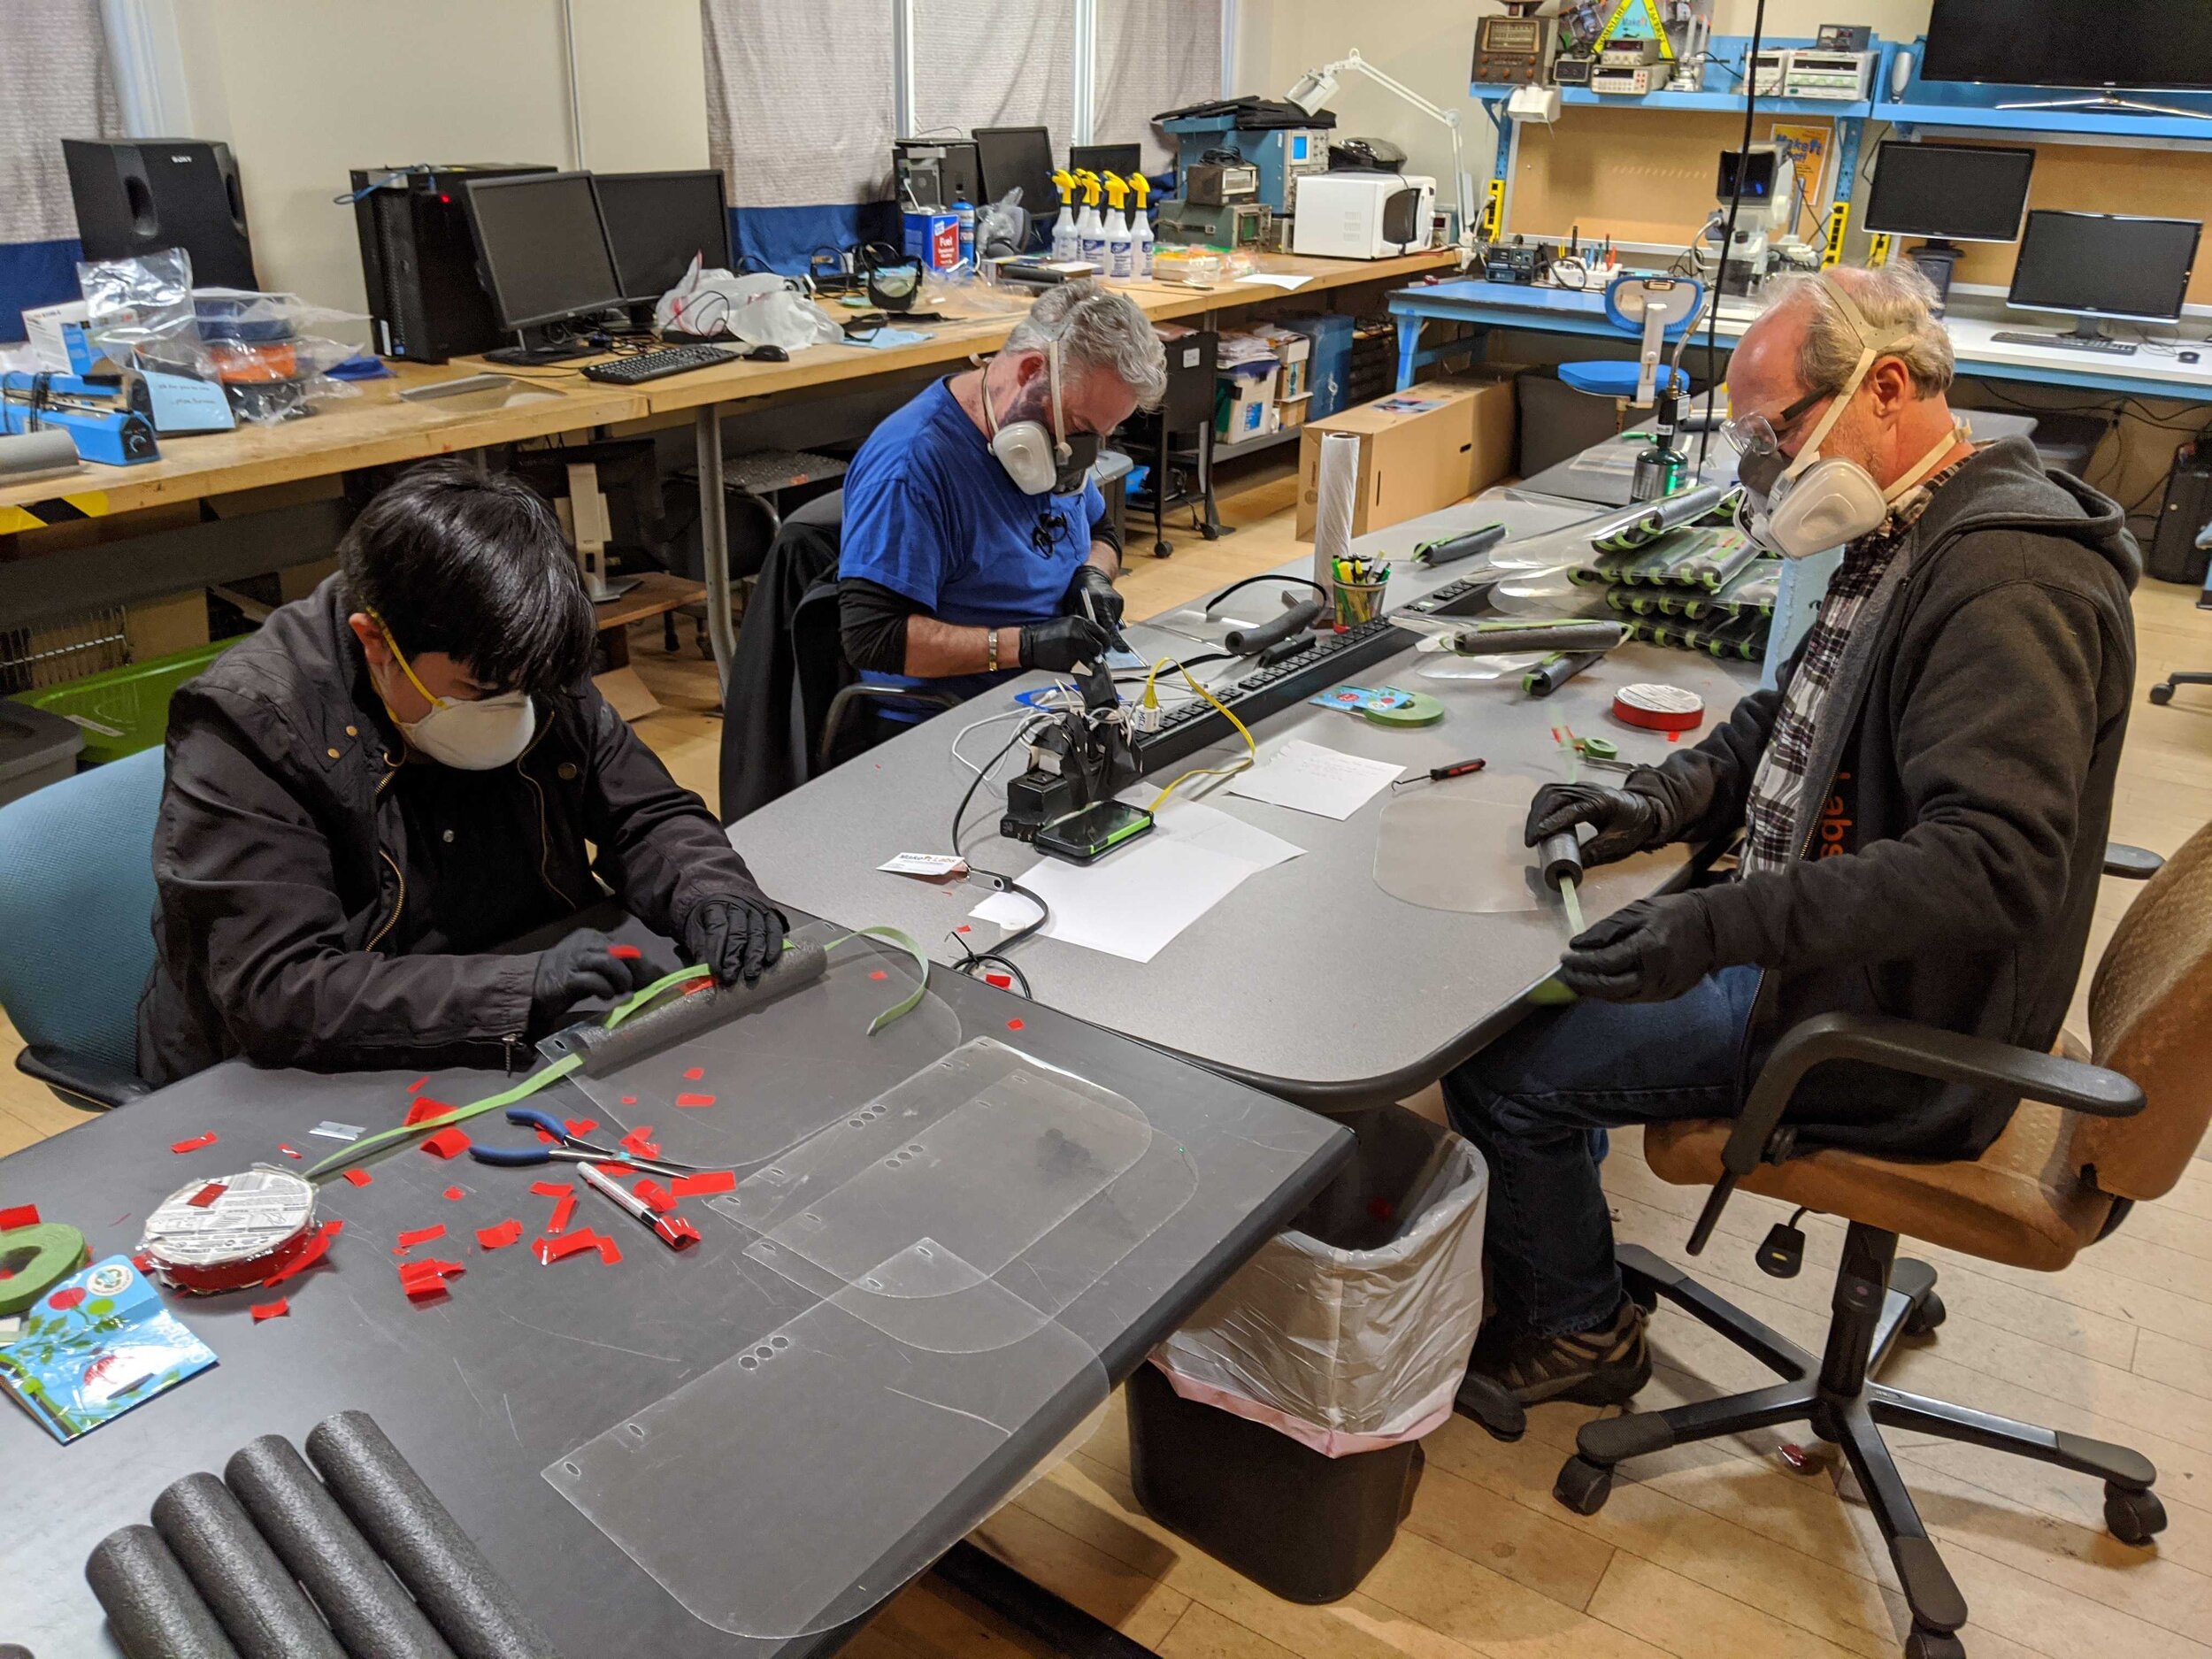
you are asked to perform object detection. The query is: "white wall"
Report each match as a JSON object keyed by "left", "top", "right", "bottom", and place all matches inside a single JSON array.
[
  {"left": 140, "top": 0, "right": 707, "bottom": 311},
  {"left": 1232, "top": 0, "right": 1936, "bottom": 219}
]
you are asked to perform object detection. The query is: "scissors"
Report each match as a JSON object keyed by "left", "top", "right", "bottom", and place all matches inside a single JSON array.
[{"left": 467, "top": 1106, "right": 708, "bottom": 1180}]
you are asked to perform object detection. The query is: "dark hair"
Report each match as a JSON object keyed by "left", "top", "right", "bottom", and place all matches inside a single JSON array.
[{"left": 338, "top": 459, "right": 594, "bottom": 696}]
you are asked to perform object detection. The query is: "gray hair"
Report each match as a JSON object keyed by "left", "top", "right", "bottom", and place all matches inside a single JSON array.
[
  {"left": 1765, "top": 265, "right": 1955, "bottom": 398},
  {"left": 1003, "top": 278, "right": 1168, "bottom": 408}
]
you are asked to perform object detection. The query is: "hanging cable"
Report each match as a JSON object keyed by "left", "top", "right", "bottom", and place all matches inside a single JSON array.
[{"left": 1695, "top": 0, "right": 1767, "bottom": 481}]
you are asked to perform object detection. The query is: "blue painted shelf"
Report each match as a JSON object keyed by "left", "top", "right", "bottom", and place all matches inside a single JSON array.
[{"left": 1471, "top": 36, "right": 1870, "bottom": 121}]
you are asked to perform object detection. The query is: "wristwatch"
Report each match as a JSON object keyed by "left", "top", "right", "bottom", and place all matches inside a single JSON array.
[{"left": 987, "top": 627, "right": 1001, "bottom": 672}]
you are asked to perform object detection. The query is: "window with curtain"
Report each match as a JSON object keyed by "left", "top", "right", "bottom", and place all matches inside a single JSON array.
[
  {"left": 1094, "top": 0, "right": 1222, "bottom": 173},
  {"left": 702, "top": 0, "right": 898, "bottom": 273},
  {"left": 1, "top": 0, "right": 119, "bottom": 339},
  {"left": 911, "top": 0, "right": 1076, "bottom": 165}
]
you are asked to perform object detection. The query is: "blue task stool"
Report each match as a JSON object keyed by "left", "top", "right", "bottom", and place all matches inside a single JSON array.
[
  {"left": 1558, "top": 274, "right": 1708, "bottom": 407},
  {"left": 0, "top": 745, "right": 164, "bottom": 1109}
]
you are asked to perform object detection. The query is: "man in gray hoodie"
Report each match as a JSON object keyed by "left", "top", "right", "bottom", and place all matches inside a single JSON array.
[{"left": 1451, "top": 266, "right": 2139, "bottom": 1410}]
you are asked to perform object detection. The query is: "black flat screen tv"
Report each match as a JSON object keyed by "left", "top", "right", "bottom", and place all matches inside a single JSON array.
[{"left": 1921, "top": 0, "right": 2212, "bottom": 92}]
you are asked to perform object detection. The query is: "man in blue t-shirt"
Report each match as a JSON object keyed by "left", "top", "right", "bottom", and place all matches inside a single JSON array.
[{"left": 838, "top": 280, "right": 1168, "bottom": 716}]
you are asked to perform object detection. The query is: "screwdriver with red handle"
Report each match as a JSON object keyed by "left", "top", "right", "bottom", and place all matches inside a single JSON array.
[{"left": 1390, "top": 757, "right": 1486, "bottom": 794}]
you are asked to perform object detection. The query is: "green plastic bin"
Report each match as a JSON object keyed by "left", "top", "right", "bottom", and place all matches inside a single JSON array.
[{"left": 19, "top": 638, "right": 240, "bottom": 764}]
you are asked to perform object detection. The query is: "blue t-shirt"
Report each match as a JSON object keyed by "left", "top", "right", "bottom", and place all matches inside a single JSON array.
[{"left": 839, "top": 377, "right": 1105, "bottom": 709}]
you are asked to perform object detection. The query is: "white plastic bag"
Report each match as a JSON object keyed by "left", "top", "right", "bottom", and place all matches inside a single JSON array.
[
  {"left": 1154, "top": 1106, "right": 1488, "bottom": 1457},
  {"left": 654, "top": 257, "right": 842, "bottom": 349}
]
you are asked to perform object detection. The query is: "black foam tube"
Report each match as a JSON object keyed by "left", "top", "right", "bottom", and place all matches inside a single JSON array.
[
  {"left": 1419, "top": 523, "right": 1509, "bottom": 566},
  {"left": 305, "top": 1412, "right": 561, "bottom": 1659},
  {"left": 1540, "top": 829, "right": 1586, "bottom": 893},
  {"left": 568, "top": 933, "right": 830, "bottom": 1078},
  {"left": 84, "top": 1525, "right": 242, "bottom": 1659},
  {"left": 1452, "top": 620, "right": 1624, "bottom": 656},
  {"left": 152, "top": 1472, "right": 347, "bottom": 1659},
  {"left": 223, "top": 1436, "right": 457, "bottom": 1659},
  {"left": 1223, "top": 596, "right": 1325, "bottom": 656}
]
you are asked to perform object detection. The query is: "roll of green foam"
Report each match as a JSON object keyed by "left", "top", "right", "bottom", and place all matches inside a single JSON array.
[
  {"left": 1363, "top": 692, "right": 1445, "bottom": 728},
  {"left": 0, "top": 1221, "right": 89, "bottom": 1317}
]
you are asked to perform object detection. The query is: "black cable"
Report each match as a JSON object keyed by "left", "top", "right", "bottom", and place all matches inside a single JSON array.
[
  {"left": 1202, "top": 574, "right": 1328, "bottom": 615},
  {"left": 1696, "top": 0, "right": 1766, "bottom": 482},
  {"left": 950, "top": 716, "right": 1049, "bottom": 852}
]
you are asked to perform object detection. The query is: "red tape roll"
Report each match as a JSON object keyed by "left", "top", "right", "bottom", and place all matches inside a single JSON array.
[{"left": 1612, "top": 682, "right": 1705, "bottom": 733}]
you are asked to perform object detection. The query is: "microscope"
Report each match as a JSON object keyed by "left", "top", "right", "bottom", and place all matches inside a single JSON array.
[{"left": 1701, "top": 145, "right": 1812, "bottom": 297}]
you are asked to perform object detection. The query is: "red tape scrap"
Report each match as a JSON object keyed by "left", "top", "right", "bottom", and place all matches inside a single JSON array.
[
  {"left": 546, "top": 1192, "right": 578, "bottom": 1235},
  {"left": 399, "top": 1257, "right": 465, "bottom": 1300},
  {"left": 342, "top": 1168, "right": 373, "bottom": 1187},
  {"left": 534, "top": 1229, "right": 603, "bottom": 1264},
  {"left": 262, "top": 1221, "right": 343, "bottom": 1289},
  {"left": 619, "top": 1125, "right": 661, "bottom": 1158},
  {"left": 475, "top": 1218, "right": 524, "bottom": 1250},
  {"left": 404, "top": 1097, "right": 456, "bottom": 1127},
  {"left": 396, "top": 1224, "right": 446, "bottom": 1249},
  {"left": 407, "top": 1076, "right": 427, "bottom": 1094},
  {"left": 169, "top": 1133, "right": 219, "bottom": 1154},
  {"left": 564, "top": 1118, "right": 598, "bottom": 1138},
  {"left": 279, "top": 1144, "right": 302, "bottom": 1159},
  {"left": 419, "top": 1127, "right": 472, "bottom": 1159},
  {"left": 0, "top": 1204, "right": 39, "bottom": 1232},
  {"left": 443, "top": 1186, "right": 465, "bottom": 1202},
  {"left": 185, "top": 1183, "right": 228, "bottom": 1210},
  {"left": 674, "top": 1094, "right": 715, "bottom": 1110},
  {"left": 632, "top": 1179, "right": 675, "bottom": 1214},
  {"left": 250, "top": 1298, "right": 289, "bottom": 1322},
  {"left": 527, "top": 1179, "right": 573, "bottom": 1198},
  {"left": 596, "top": 1235, "right": 623, "bottom": 1264},
  {"left": 683, "top": 1066, "right": 704, "bottom": 1081},
  {"left": 669, "top": 1171, "right": 735, "bottom": 1198}
]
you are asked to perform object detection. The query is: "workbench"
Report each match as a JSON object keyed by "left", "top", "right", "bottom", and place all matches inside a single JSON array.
[
  {"left": 0, "top": 934, "right": 1350, "bottom": 1658},
  {"left": 733, "top": 494, "right": 1760, "bottom": 1112}
]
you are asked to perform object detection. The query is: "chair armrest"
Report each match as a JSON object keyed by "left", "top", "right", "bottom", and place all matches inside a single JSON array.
[
  {"left": 2104, "top": 842, "right": 2163, "bottom": 880},
  {"left": 1686, "top": 1011, "right": 2142, "bottom": 1252},
  {"left": 16, "top": 1044, "right": 150, "bottom": 1111}
]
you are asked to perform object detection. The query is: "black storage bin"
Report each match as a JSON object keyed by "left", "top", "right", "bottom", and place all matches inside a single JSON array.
[
  {"left": 1126, "top": 1362, "right": 1423, "bottom": 1604},
  {"left": 1515, "top": 367, "right": 1630, "bottom": 480}
]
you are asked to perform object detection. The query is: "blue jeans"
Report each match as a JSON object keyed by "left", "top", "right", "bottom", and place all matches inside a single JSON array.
[{"left": 1442, "top": 965, "right": 1761, "bottom": 1340}]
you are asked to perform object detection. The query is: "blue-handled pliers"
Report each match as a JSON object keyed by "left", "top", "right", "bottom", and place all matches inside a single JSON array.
[{"left": 467, "top": 1106, "right": 708, "bottom": 1179}]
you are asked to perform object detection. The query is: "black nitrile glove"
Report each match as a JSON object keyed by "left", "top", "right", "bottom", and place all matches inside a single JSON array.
[
  {"left": 1525, "top": 781, "right": 1669, "bottom": 868},
  {"left": 529, "top": 930, "right": 664, "bottom": 1034},
  {"left": 1019, "top": 615, "right": 1111, "bottom": 672},
  {"left": 1557, "top": 895, "right": 1717, "bottom": 1003},
  {"left": 1066, "top": 564, "right": 1125, "bottom": 638},
  {"left": 682, "top": 894, "right": 790, "bottom": 986}
]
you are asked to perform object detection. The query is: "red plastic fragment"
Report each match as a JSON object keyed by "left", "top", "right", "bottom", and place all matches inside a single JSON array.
[
  {"left": 593, "top": 1161, "right": 639, "bottom": 1177},
  {"left": 528, "top": 1179, "right": 572, "bottom": 1198},
  {"left": 670, "top": 1171, "right": 736, "bottom": 1197},
  {"left": 633, "top": 1179, "right": 675, "bottom": 1214},
  {"left": 564, "top": 1118, "right": 599, "bottom": 1138},
  {"left": 1006, "top": 1018, "right": 1025, "bottom": 1031},
  {"left": 0, "top": 1205, "right": 38, "bottom": 1231},
  {"left": 263, "top": 1230, "right": 332, "bottom": 1288},
  {"left": 396, "top": 1224, "right": 447, "bottom": 1249},
  {"left": 535, "top": 1126, "right": 558, "bottom": 1144},
  {"left": 985, "top": 972, "right": 1011, "bottom": 989},
  {"left": 170, "top": 1133, "right": 219, "bottom": 1154},
  {"left": 663, "top": 1216, "right": 702, "bottom": 1246},
  {"left": 279, "top": 1144, "right": 302, "bottom": 1159},
  {"left": 869, "top": 970, "right": 888, "bottom": 981},
  {"left": 342, "top": 1168, "right": 373, "bottom": 1187},
  {"left": 400, "top": 1256, "right": 465, "bottom": 1301},
  {"left": 476, "top": 1218, "right": 524, "bottom": 1249},
  {"left": 420, "top": 1127, "right": 472, "bottom": 1159},
  {"left": 322, "top": 1218, "right": 346, "bottom": 1237},
  {"left": 443, "top": 1186, "right": 465, "bottom": 1202},
  {"left": 407, "top": 1076, "right": 427, "bottom": 1093},
  {"left": 534, "top": 1229, "right": 601, "bottom": 1264},
  {"left": 674, "top": 1093, "right": 715, "bottom": 1109},
  {"left": 251, "top": 1299, "right": 289, "bottom": 1322},
  {"left": 595, "top": 1235, "right": 624, "bottom": 1265},
  {"left": 683, "top": 1066, "right": 704, "bottom": 1081},
  {"left": 610, "top": 943, "right": 641, "bottom": 960},
  {"left": 619, "top": 1125, "right": 661, "bottom": 1158},
  {"left": 546, "top": 1192, "right": 578, "bottom": 1234},
  {"left": 404, "top": 1097, "right": 455, "bottom": 1126},
  {"left": 620, "top": 1096, "right": 638, "bottom": 1107},
  {"left": 185, "top": 1183, "right": 227, "bottom": 1210}
]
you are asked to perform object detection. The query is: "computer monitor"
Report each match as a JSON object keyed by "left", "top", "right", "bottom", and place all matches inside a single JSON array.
[
  {"left": 1071, "top": 143, "right": 1143, "bottom": 183},
  {"left": 974, "top": 125, "right": 1057, "bottom": 246},
  {"left": 460, "top": 171, "right": 626, "bottom": 364},
  {"left": 2008, "top": 210, "right": 2201, "bottom": 342},
  {"left": 595, "top": 169, "right": 730, "bottom": 305},
  {"left": 1863, "top": 142, "right": 2034, "bottom": 245}
]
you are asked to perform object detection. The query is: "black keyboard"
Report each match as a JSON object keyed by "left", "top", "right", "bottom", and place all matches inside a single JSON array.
[
  {"left": 581, "top": 343, "right": 743, "bottom": 384},
  {"left": 1989, "top": 330, "right": 2138, "bottom": 357},
  {"left": 1135, "top": 618, "right": 1420, "bottom": 777},
  {"left": 1401, "top": 575, "right": 1499, "bottom": 618}
]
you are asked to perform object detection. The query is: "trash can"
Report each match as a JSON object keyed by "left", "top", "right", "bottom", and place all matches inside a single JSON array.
[{"left": 1130, "top": 1105, "right": 1488, "bottom": 1601}]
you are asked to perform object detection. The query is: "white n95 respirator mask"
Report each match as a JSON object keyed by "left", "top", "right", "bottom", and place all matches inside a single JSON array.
[
  {"left": 981, "top": 337, "right": 1099, "bottom": 497},
  {"left": 372, "top": 616, "right": 538, "bottom": 771}
]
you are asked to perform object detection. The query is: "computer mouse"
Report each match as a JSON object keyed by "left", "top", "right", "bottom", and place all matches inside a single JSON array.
[
  {"left": 743, "top": 344, "right": 790, "bottom": 362},
  {"left": 2183, "top": 350, "right": 2201, "bottom": 364}
]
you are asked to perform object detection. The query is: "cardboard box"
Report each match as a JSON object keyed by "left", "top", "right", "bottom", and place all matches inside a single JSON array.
[
  {"left": 1294, "top": 370, "right": 1518, "bottom": 540},
  {"left": 1217, "top": 362, "right": 1279, "bottom": 442}
]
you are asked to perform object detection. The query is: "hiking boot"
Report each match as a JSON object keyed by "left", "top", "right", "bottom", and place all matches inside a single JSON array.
[{"left": 1464, "top": 1296, "right": 1652, "bottom": 1409}]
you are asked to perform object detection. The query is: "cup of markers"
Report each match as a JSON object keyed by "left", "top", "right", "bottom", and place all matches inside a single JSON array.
[{"left": 1332, "top": 556, "right": 1389, "bottom": 631}]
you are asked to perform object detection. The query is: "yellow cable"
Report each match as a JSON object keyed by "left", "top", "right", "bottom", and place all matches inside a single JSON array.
[{"left": 1146, "top": 663, "right": 1256, "bottom": 811}]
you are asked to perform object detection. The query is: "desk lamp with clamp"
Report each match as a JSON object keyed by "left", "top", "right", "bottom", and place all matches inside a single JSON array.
[{"left": 1285, "top": 48, "right": 1475, "bottom": 255}]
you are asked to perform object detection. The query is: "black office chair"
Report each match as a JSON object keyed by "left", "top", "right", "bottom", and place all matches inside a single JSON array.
[
  {"left": 717, "top": 491, "right": 956, "bottom": 823},
  {"left": 1123, "top": 328, "right": 1222, "bottom": 557}
]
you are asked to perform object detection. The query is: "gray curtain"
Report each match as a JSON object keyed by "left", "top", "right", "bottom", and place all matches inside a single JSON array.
[
  {"left": 703, "top": 0, "right": 897, "bottom": 210},
  {"left": 1094, "top": 0, "right": 1222, "bottom": 173},
  {"left": 1, "top": 0, "right": 119, "bottom": 245},
  {"left": 911, "top": 0, "right": 1076, "bottom": 165}
]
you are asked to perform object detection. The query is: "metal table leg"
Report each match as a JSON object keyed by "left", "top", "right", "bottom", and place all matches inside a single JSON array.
[{"left": 695, "top": 404, "right": 735, "bottom": 692}]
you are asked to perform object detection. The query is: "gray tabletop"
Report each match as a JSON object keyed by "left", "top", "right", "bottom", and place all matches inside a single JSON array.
[
  {"left": 0, "top": 943, "right": 1348, "bottom": 1658},
  {"left": 733, "top": 495, "right": 1759, "bottom": 1109}
]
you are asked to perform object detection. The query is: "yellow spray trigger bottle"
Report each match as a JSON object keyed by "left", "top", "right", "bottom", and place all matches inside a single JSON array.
[
  {"left": 1102, "top": 173, "right": 1133, "bottom": 279},
  {"left": 1075, "top": 170, "right": 1106, "bottom": 267},
  {"left": 1128, "top": 173, "right": 1155, "bottom": 280},
  {"left": 1049, "top": 169, "right": 1079, "bottom": 260}
]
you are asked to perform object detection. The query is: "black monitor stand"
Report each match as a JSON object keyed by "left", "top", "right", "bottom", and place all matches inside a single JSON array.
[
  {"left": 2058, "top": 315, "right": 2116, "bottom": 343},
  {"left": 1904, "top": 241, "right": 1961, "bottom": 316},
  {"left": 485, "top": 326, "right": 591, "bottom": 366}
]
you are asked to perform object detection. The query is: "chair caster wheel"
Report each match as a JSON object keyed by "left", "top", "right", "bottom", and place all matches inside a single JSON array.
[
  {"left": 2105, "top": 1485, "right": 2167, "bottom": 1545},
  {"left": 1905, "top": 1292, "right": 1946, "bottom": 1337},
  {"left": 1199, "top": 525, "right": 1220, "bottom": 541},
  {"left": 2148, "top": 683, "right": 2174, "bottom": 705},
  {"left": 1904, "top": 1626, "right": 1965, "bottom": 1659},
  {"left": 1154, "top": 540, "right": 1174, "bottom": 558},
  {"left": 1553, "top": 1455, "right": 1614, "bottom": 1516}
]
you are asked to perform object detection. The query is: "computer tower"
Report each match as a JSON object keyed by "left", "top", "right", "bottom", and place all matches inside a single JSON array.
[
  {"left": 892, "top": 139, "right": 980, "bottom": 211},
  {"left": 2149, "top": 440, "right": 2212, "bottom": 587},
  {"left": 63, "top": 138, "right": 259, "bottom": 289},
  {"left": 350, "top": 164, "right": 554, "bottom": 362}
]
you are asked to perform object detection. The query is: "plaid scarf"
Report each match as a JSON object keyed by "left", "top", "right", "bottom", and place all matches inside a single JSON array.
[{"left": 1737, "top": 457, "right": 1971, "bottom": 879}]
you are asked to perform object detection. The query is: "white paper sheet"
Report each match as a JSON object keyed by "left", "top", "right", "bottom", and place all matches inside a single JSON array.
[
  {"left": 1225, "top": 739, "right": 1404, "bottom": 820},
  {"left": 1235, "top": 273, "right": 1314, "bottom": 290},
  {"left": 968, "top": 801, "right": 1303, "bottom": 963}
]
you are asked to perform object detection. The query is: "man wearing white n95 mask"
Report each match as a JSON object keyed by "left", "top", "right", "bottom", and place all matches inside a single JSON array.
[
  {"left": 1446, "top": 265, "right": 2139, "bottom": 1412},
  {"left": 139, "top": 460, "right": 788, "bottom": 1085}
]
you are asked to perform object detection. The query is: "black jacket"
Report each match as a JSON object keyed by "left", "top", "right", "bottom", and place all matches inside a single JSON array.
[
  {"left": 1632, "top": 438, "right": 2139, "bottom": 1157},
  {"left": 138, "top": 577, "right": 773, "bottom": 1085}
]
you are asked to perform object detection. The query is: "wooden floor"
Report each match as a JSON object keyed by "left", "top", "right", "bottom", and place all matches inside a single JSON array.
[{"left": 4, "top": 460, "right": 2211, "bottom": 1658}]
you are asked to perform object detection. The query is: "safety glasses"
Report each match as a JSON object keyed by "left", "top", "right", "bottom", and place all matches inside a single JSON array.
[{"left": 1720, "top": 385, "right": 1831, "bottom": 463}]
